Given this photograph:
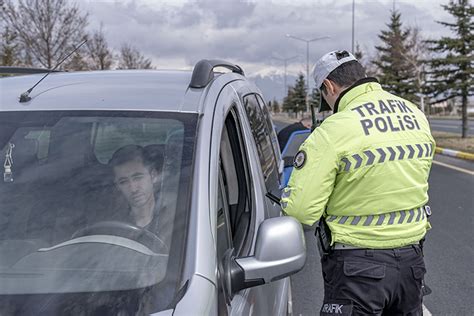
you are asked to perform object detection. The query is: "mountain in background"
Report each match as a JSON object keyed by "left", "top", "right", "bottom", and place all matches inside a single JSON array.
[{"left": 248, "top": 69, "right": 298, "bottom": 103}]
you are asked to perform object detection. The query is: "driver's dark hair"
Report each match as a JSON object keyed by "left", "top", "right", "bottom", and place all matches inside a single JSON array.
[
  {"left": 321, "top": 60, "right": 366, "bottom": 93},
  {"left": 109, "top": 144, "right": 153, "bottom": 170}
]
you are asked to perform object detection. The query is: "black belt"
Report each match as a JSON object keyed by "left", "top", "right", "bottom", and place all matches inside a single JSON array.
[{"left": 333, "top": 242, "right": 420, "bottom": 250}]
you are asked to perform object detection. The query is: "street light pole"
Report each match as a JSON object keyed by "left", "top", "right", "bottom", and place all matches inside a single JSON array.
[
  {"left": 352, "top": 0, "right": 355, "bottom": 53},
  {"left": 272, "top": 55, "right": 299, "bottom": 98},
  {"left": 286, "top": 34, "right": 330, "bottom": 113}
]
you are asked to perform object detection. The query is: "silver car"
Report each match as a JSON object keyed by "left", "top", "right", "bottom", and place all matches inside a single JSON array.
[{"left": 0, "top": 60, "right": 306, "bottom": 315}]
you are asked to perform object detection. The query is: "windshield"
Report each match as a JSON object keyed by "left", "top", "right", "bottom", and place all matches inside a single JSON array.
[{"left": 0, "top": 111, "right": 197, "bottom": 315}]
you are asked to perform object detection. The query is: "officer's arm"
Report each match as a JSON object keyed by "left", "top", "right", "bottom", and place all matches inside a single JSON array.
[{"left": 281, "top": 129, "right": 338, "bottom": 226}]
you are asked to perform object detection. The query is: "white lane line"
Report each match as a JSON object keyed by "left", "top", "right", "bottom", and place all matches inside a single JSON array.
[
  {"left": 430, "top": 124, "right": 458, "bottom": 129},
  {"left": 423, "top": 304, "right": 432, "bottom": 316},
  {"left": 430, "top": 124, "right": 474, "bottom": 131},
  {"left": 432, "top": 160, "right": 474, "bottom": 176}
]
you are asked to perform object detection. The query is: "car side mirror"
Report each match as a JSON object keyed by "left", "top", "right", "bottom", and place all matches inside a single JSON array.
[{"left": 223, "top": 216, "right": 306, "bottom": 297}]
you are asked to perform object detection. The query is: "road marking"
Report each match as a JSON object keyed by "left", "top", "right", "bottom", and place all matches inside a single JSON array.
[
  {"left": 423, "top": 304, "right": 432, "bottom": 316},
  {"left": 430, "top": 124, "right": 458, "bottom": 129},
  {"left": 432, "top": 160, "right": 474, "bottom": 175},
  {"left": 430, "top": 124, "right": 474, "bottom": 131}
]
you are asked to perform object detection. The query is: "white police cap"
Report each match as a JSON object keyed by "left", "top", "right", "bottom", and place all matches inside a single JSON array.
[{"left": 312, "top": 50, "right": 357, "bottom": 91}]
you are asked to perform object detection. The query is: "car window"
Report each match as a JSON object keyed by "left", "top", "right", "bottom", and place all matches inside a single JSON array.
[
  {"left": 243, "top": 94, "right": 280, "bottom": 192},
  {"left": 256, "top": 94, "right": 282, "bottom": 168},
  {"left": 0, "top": 110, "right": 197, "bottom": 315},
  {"left": 218, "top": 109, "right": 253, "bottom": 256}
]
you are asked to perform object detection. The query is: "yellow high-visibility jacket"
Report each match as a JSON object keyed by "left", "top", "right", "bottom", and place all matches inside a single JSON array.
[{"left": 282, "top": 78, "right": 435, "bottom": 249}]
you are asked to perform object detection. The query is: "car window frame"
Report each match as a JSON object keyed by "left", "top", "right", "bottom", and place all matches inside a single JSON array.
[{"left": 217, "top": 107, "right": 255, "bottom": 257}]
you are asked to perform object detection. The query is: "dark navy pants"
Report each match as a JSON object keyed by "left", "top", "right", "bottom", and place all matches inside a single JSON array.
[{"left": 320, "top": 245, "right": 426, "bottom": 316}]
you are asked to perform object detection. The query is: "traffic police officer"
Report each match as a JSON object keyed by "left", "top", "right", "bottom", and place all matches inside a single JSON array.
[{"left": 281, "top": 50, "right": 435, "bottom": 315}]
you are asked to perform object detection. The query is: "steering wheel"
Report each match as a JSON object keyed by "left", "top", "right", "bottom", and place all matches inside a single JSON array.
[{"left": 72, "top": 221, "right": 169, "bottom": 253}]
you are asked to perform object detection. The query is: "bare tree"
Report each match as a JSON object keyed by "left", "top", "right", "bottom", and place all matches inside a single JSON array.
[
  {"left": 86, "top": 25, "right": 113, "bottom": 70},
  {"left": 353, "top": 42, "right": 378, "bottom": 77},
  {"left": 117, "top": 44, "right": 153, "bottom": 70},
  {"left": 1, "top": 26, "right": 21, "bottom": 66},
  {"left": 1, "top": 0, "right": 88, "bottom": 69},
  {"left": 64, "top": 51, "right": 89, "bottom": 71},
  {"left": 401, "top": 26, "right": 429, "bottom": 111}
]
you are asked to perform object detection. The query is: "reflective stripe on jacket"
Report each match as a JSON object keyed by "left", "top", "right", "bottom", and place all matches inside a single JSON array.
[{"left": 282, "top": 78, "right": 435, "bottom": 249}]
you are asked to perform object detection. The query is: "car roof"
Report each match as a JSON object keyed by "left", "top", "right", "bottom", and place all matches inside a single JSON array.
[{"left": 0, "top": 70, "right": 201, "bottom": 113}]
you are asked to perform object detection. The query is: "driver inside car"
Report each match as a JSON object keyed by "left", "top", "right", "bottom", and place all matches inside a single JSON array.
[{"left": 109, "top": 144, "right": 161, "bottom": 231}]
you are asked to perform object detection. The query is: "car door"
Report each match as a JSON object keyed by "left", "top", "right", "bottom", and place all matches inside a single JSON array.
[{"left": 213, "top": 84, "right": 288, "bottom": 316}]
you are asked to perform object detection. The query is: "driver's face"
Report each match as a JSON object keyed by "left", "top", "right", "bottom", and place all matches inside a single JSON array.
[{"left": 113, "top": 158, "right": 157, "bottom": 208}]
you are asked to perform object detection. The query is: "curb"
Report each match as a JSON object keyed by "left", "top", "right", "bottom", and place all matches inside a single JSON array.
[{"left": 435, "top": 147, "right": 474, "bottom": 161}]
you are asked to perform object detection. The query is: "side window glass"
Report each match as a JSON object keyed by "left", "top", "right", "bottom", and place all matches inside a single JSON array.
[
  {"left": 243, "top": 94, "right": 279, "bottom": 187},
  {"left": 256, "top": 94, "right": 281, "bottom": 169},
  {"left": 218, "top": 110, "right": 253, "bottom": 256}
]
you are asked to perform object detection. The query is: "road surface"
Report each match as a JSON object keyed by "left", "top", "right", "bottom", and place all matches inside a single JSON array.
[{"left": 429, "top": 118, "right": 473, "bottom": 135}]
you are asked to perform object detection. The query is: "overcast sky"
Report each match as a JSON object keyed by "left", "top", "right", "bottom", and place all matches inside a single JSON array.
[{"left": 81, "top": 0, "right": 453, "bottom": 77}]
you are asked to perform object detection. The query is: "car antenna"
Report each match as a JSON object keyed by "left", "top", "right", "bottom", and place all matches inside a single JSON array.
[{"left": 19, "top": 39, "right": 87, "bottom": 103}]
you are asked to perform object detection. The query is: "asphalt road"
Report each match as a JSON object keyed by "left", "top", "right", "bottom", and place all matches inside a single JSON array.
[
  {"left": 273, "top": 120, "right": 474, "bottom": 315},
  {"left": 428, "top": 118, "right": 473, "bottom": 135}
]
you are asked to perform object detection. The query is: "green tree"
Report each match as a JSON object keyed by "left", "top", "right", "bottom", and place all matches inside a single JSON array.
[
  {"left": 309, "top": 87, "right": 321, "bottom": 112},
  {"left": 292, "top": 73, "right": 307, "bottom": 115},
  {"left": 282, "top": 73, "right": 307, "bottom": 116},
  {"left": 267, "top": 100, "right": 272, "bottom": 112},
  {"left": 426, "top": 0, "right": 473, "bottom": 138},
  {"left": 354, "top": 42, "right": 364, "bottom": 61},
  {"left": 373, "top": 10, "right": 418, "bottom": 102},
  {"left": 282, "top": 87, "right": 295, "bottom": 114},
  {"left": 272, "top": 99, "right": 280, "bottom": 113}
]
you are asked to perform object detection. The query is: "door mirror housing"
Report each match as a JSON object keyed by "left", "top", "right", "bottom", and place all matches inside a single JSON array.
[{"left": 224, "top": 216, "right": 306, "bottom": 296}]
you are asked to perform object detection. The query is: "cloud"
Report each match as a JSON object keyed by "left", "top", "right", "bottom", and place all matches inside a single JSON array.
[
  {"left": 82, "top": 0, "right": 451, "bottom": 75},
  {"left": 192, "top": 0, "right": 257, "bottom": 28}
]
